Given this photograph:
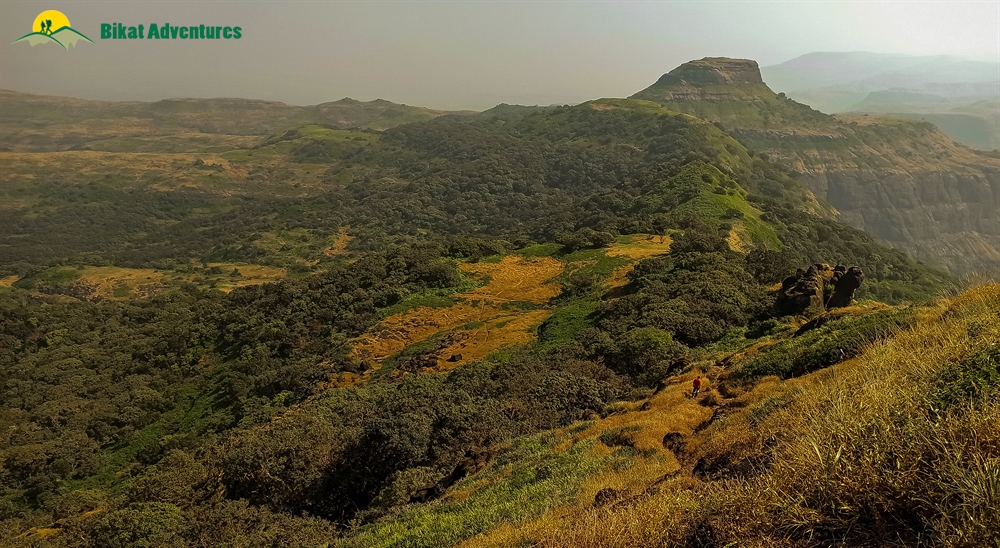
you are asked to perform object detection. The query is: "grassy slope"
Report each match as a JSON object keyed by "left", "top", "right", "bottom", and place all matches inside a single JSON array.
[{"left": 344, "top": 284, "right": 1000, "bottom": 547}]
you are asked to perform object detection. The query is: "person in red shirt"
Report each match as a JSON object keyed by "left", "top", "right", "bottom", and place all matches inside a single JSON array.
[{"left": 692, "top": 376, "right": 702, "bottom": 398}]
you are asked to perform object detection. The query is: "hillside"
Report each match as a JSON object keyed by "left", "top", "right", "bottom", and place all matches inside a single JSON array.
[
  {"left": 0, "top": 89, "right": 472, "bottom": 152},
  {"left": 341, "top": 283, "right": 1000, "bottom": 548},
  {"left": 632, "top": 58, "right": 1000, "bottom": 275},
  {"left": 0, "top": 81, "right": 977, "bottom": 548}
]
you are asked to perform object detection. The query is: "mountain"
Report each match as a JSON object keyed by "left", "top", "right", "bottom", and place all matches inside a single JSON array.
[
  {"left": 760, "top": 52, "right": 1000, "bottom": 150},
  {"left": 632, "top": 57, "right": 1000, "bottom": 275},
  {"left": 630, "top": 58, "right": 832, "bottom": 129},
  {"left": 0, "top": 89, "right": 473, "bottom": 152},
  {"left": 762, "top": 52, "right": 998, "bottom": 95}
]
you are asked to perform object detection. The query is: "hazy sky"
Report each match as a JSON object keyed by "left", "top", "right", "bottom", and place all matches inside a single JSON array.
[{"left": 1, "top": 1, "right": 998, "bottom": 109}]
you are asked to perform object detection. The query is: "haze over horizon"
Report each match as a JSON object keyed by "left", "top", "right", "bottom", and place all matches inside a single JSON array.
[{"left": 1, "top": 1, "right": 998, "bottom": 110}]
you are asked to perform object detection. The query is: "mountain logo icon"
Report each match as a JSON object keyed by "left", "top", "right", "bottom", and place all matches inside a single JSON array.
[{"left": 12, "top": 10, "right": 94, "bottom": 49}]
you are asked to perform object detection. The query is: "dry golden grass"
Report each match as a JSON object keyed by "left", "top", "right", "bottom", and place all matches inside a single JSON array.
[
  {"left": 571, "top": 375, "right": 712, "bottom": 453},
  {"left": 604, "top": 265, "right": 634, "bottom": 291},
  {"left": 605, "top": 234, "right": 673, "bottom": 260},
  {"left": 351, "top": 256, "right": 564, "bottom": 369},
  {"left": 434, "top": 310, "right": 553, "bottom": 371},
  {"left": 0, "top": 275, "right": 18, "bottom": 287},
  {"left": 726, "top": 222, "right": 753, "bottom": 253},
  {"left": 459, "top": 256, "right": 564, "bottom": 303},
  {"left": 465, "top": 284, "right": 1000, "bottom": 548},
  {"left": 76, "top": 267, "right": 164, "bottom": 299},
  {"left": 351, "top": 301, "right": 504, "bottom": 364},
  {"left": 460, "top": 375, "right": 712, "bottom": 548},
  {"left": 16, "top": 527, "right": 60, "bottom": 540},
  {"left": 324, "top": 227, "right": 353, "bottom": 256},
  {"left": 604, "top": 234, "right": 673, "bottom": 290},
  {"left": 204, "top": 263, "right": 287, "bottom": 292}
]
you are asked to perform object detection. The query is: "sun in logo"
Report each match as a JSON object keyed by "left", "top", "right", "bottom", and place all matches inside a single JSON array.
[{"left": 12, "top": 9, "right": 93, "bottom": 49}]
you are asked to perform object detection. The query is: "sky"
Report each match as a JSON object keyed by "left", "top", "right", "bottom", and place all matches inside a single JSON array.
[{"left": 0, "top": 1, "right": 998, "bottom": 110}]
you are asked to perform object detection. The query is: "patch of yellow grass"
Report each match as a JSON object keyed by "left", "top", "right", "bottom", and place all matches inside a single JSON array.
[
  {"left": 459, "top": 256, "right": 564, "bottom": 303},
  {"left": 204, "top": 263, "right": 287, "bottom": 292},
  {"left": 76, "top": 266, "right": 164, "bottom": 299},
  {"left": 605, "top": 234, "right": 672, "bottom": 260},
  {"left": 604, "top": 234, "right": 673, "bottom": 291},
  {"left": 461, "top": 377, "right": 711, "bottom": 548},
  {"left": 434, "top": 310, "right": 552, "bottom": 370},
  {"left": 324, "top": 226, "right": 353, "bottom": 256},
  {"left": 0, "top": 275, "right": 18, "bottom": 287},
  {"left": 726, "top": 222, "right": 752, "bottom": 253},
  {"left": 351, "top": 256, "right": 564, "bottom": 368},
  {"left": 604, "top": 265, "right": 634, "bottom": 291},
  {"left": 17, "top": 527, "right": 61, "bottom": 539},
  {"left": 571, "top": 377, "right": 711, "bottom": 453}
]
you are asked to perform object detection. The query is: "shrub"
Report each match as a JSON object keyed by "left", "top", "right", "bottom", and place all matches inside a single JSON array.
[
  {"left": 82, "top": 503, "right": 189, "bottom": 548},
  {"left": 931, "top": 344, "right": 1000, "bottom": 412},
  {"left": 736, "top": 308, "right": 916, "bottom": 380}
]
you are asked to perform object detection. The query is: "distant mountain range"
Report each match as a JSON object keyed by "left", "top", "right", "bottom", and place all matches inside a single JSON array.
[
  {"left": 761, "top": 52, "right": 1000, "bottom": 150},
  {"left": 0, "top": 89, "right": 473, "bottom": 152}
]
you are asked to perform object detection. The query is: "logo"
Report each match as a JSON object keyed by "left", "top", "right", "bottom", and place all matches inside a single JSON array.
[{"left": 12, "top": 10, "right": 94, "bottom": 49}]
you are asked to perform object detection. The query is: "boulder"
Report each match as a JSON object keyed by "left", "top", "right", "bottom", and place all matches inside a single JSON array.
[
  {"left": 593, "top": 487, "right": 622, "bottom": 507},
  {"left": 408, "top": 448, "right": 492, "bottom": 504},
  {"left": 775, "top": 263, "right": 834, "bottom": 315},
  {"left": 662, "top": 432, "right": 685, "bottom": 455},
  {"left": 827, "top": 266, "right": 865, "bottom": 308},
  {"left": 775, "top": 263, "right": 864, "bottom": 315}
]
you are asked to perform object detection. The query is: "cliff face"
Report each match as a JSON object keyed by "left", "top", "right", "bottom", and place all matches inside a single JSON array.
[
  {"left": 796, "top": 155, "right": 1000, "bottom": 273},
  {"left": 632, "top": 58, "right": 1000, "bottom": 274}
]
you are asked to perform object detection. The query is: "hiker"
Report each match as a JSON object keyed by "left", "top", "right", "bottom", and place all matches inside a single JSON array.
[
  {"left": 835, "top": 347, "right": 846, "bottom": 363},
  {"left": 691, "top": 376, "right": 702, "bottom": 398}
]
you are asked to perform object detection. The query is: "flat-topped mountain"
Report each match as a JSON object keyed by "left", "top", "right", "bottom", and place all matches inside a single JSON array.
[
  {"left": 632, "top": 58, "right": 831, "bottom": 130},
  {"left": 633, "top": 58, "right": 1000, "bottom": 275},
  {"left": 654, "top": 57, "right": 764, "bottom": 86}
]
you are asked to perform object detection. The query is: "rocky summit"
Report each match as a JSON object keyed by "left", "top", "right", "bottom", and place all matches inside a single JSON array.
[{"left": 654, "top": 57, "right": 765, "bottom": 86}]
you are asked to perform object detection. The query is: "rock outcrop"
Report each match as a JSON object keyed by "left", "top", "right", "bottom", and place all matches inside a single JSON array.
[
  {"left": 654, "top": 58, "right": 764, "bottom": 86},
  {"left": 776, "top": 263, "right": 865, "bottom": 315},
  {"left": 828, "top": 266, "right": 865, "bottom": 309},
  {"left": 409, "top": 448, "right": 491, "bottom": 503}
]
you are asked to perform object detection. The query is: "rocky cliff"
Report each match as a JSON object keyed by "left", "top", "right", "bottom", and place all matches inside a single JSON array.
[{"left": 632, "top": 58, "right": 1000, "bottom": 274}]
